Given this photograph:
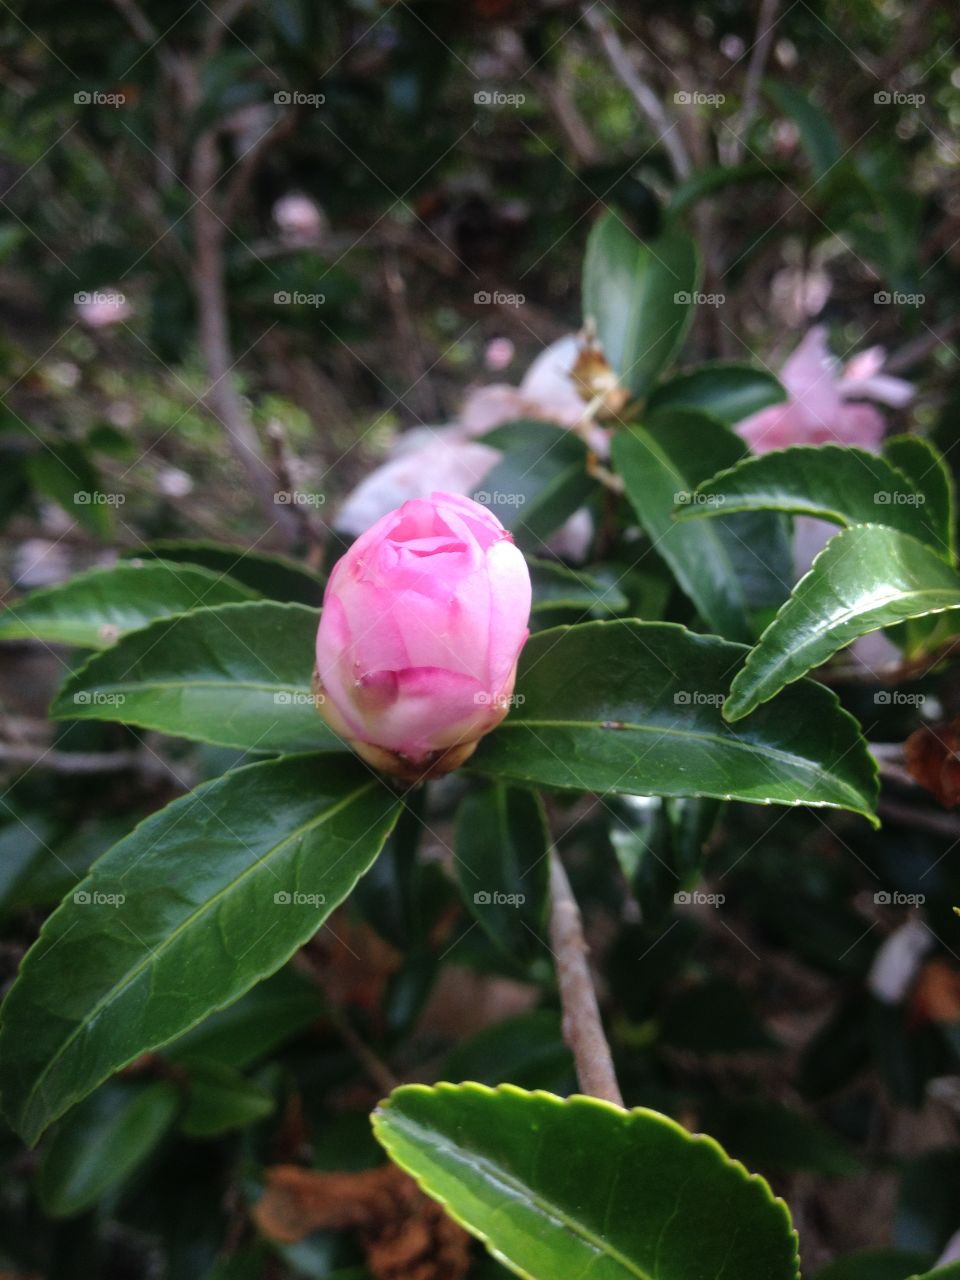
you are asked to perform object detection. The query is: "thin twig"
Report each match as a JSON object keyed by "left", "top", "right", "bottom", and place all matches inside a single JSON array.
[
  {"left": 580, "top": 4, "right": 691, "bottom": 180},
  {"left": 728, "top": 0, "right": 780, "bottom": 164},
  {"left": 548, "top": 850, "right": 624, "bottom": 1106}
]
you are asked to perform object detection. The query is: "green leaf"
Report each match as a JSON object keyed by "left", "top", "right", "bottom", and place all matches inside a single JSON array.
[
  {"left": 765, "top": 81, "right": 842, "bottom": 180},
  {"left": 471, "top": 620, "right": 878, "bottom": 821},
  {"left": 883, "top": 435, "right": 956, "bottom": 563},
  {"left": 814, "top": 1250, "right": 933, "bottom": 1280},
  {"left": 51, "top": 601, "right": 340, "bottom": 754},
  {"left": 179, "top": 1060, "right": 275, "bottom": 1137},
  {"left": 479, "top": 422, "right": 595, "bottom": 553},
  {"left": 0, "top": 560, "right": 259, "bottom": 649},
  {"left": 0, "top": 754, "right": 401, "bottom": 1144},
  {"left": 27, "top": 443, "right": 115, "bottom": 537},
  {"left": 37, "top": 1080, "right": 180, "bottom": 1217},
  {"left": 609, "top": 795, "right": 719, "bottom": 926},
  {"left": 698, "top": 1097, "right": 860, "bottom": 1177},
  {"left": 373, "top": 1083, "right": 800, "bottom": 1280},
  {"left": 453, "top": 783, "right": 550, "bottom": 961},
  {"left": 724, "top": 525, "right": 960, "bottom": 721},
  {"left": 582, "top": 213, "right": 699, "bottom": 398},
  {"left": 678, "top": 444, "right": 942, "bottom": 553},
  {"left": 444, "top": 1011, "right": 574, "bottom": 1093},
  {"left": 612, "top": 413, "right": 788, "bottom": 641},
  {"left": 127, "top": 540, "right": 326, "bottom": 605},
  {"left": 910, "top": 1268, "right": 960, "bottom": 1280},
  {"left": 647, "top": 363, "right": 786, "bottom": 425},
  {"left": 665, "top": 162, "right": 779, "bottom": 217},
  {"left": 528, "top": 556, "right": 627, "bottom": 616}
]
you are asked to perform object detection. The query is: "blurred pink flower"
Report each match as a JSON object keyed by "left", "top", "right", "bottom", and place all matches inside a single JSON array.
[
  {"left": 736, "top": 326, "right": 913, "bottom": 455},
  {"left": 336, "top": 335, "right": 596, "bottom": 558},
  {"left": 315, "top": 492, "right": 531, "bottom": 779}
]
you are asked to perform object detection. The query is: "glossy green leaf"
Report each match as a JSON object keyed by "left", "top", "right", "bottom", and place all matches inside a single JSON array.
[
  {"left": 472, "top": 620, "right": 878, "bottom": 821},
  {"left": 479, "top": 422, "right": 595, "bottom": 553},
  {"left": 179, "top": 1061, "right": 275, "bottom": 1137},
  {"left": 373, "top": 1083, "right": 800, "bottom": 1280},
  {"left": 528, "top": 556, "right": 627, "bottom": 616},
  {"left": 609, "top": 794, "right": 719, "bottom": 926},
  {"left": 51, "top": 601, "right": 340, "bottom": 754},
  {"left": 37, "top": 1080, "right": 180, "bottom": 1217},
  {"left": 612, "top": 413, "right": 790, "bottom": 641},
  {"left": 582, "top": 212, "right": 699, "bottom": 398},
  {"left": 127, "top": 540, "right": 326, "bottom": 605},
  {"left": 725, "top": 525, "right": 960, "bottom": 721},
  {"left": 0, "top": 754, "right": 401, "bottom": 1144},
  {"left": 0, "top": 560, "right": 258, "bottom": 649},
  {"left": 454, "top": 783, "right": 550, "bottom": 961},
  {"left": 884, "top": 435, "right": 956, "bottom": 562},
  {"left": 678, "top": 444, "right": 941, "bottom": 551},
  {"left": 647, "top": 363, "right": 786, "bottom": 425}
]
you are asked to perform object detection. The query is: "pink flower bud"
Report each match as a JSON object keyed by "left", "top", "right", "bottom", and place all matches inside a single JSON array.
[{"left": 314, "top": 492, "right": 531, "bottom": 781}]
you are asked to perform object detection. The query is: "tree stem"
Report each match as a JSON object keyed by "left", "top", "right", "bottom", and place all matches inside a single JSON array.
[{"left": 548, "top": 850, "right": 624, "bottom": 1106}]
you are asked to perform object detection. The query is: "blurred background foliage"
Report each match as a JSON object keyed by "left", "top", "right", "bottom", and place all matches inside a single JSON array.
[{"left": 1, "top": 1, "right": 960, "bottom": 1277}]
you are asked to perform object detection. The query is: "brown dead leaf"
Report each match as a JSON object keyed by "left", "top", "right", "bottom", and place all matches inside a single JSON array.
[
  {"left": 904, "top": 721, "right": 960, "bottom": 807},
  {"left": 254, "top": 1162, "right": 470, "bottom": 1280},
  {"left": 910, "top": 959, "right": 960, "bottom": 1025}
]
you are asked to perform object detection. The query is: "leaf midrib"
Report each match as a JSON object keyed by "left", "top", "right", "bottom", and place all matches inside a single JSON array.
[
  {"left": 19, "top": 780, "right": 375, "bottom": 1128},
  {"left": 384, "top": 1111, "right": 652, "bottom": 1279},
  {"left": 741, "top": 584, "right": 960, "bottom": 693}
]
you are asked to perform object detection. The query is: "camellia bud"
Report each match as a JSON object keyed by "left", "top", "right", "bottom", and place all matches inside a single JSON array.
[{"left": 314, "top": 491, "right": 531, "bottom": 781}]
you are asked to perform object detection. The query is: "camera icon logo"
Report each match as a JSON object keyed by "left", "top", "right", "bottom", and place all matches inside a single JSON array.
[
  {"left": 474, "top": 290, "right": 492, "bottom": 304},
  {"left": 874, "top": 90, "right": 892, "bottom": 104},
  {"left": 874, "top": 891, "right": 892, "bottom": 905},
  {"left": 473, "top": 890, "right": 492, "bottom": 904},
  {"left": 875, "top": 691, "right": 892, "bottom": 704},
  {"left": 73, "top": 691, "right": 91, "bottom": 704},
  {"left": 74, "top": 491, "right": 91, "bottom": 504},
  {"left": 674, "top": 691, "right": 691, "bottom": 705},
  {"left": 274, "top": 891, "right": 291, "bottom": 904},
  {"left": 274, "top": 91, "right": 292, "bottom": 105},
  {"left": 274, "top": 290, "right": 291, "bottom": 304},
  {"left": 673, "top": 891, "right": 692, "bottom": 904},
  {"left": 674, "top": 91, "right": 692, "bottom": 105},
  {"left": 74, "top": 91, "right": 91, "bottom": 104},
  {"left": 874, "top": 491, "right": 891, "bottom": 504},
  {"left": 874, "top": 291, "right": 891, "bottom": 304},
  {"left": 474, "top": 90, "right": 492, "bottom": 105},
  {"left": 674, "top": 291, "right": 691, "bottom": 303},
  {"left": 73, "top": 890, "right": 91, "bottom": 904}
]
